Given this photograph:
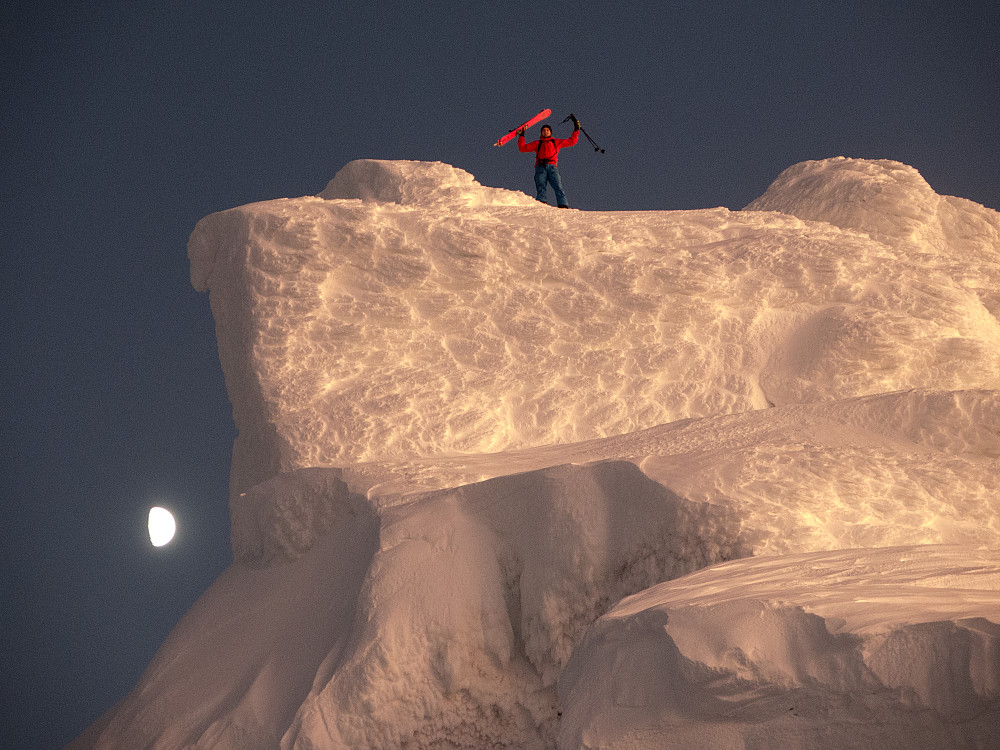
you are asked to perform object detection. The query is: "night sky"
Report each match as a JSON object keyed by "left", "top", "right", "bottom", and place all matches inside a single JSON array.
[{"left": 3, "top": 2, "right": 998, "bottom": 747}]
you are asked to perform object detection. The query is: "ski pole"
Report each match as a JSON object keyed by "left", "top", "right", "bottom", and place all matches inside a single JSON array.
[
  {"left": 581, "top": 129, "right": 604, "bottom": 153},
  {"left": 563, "top": 114, "right": 605, "bottom": 153}
]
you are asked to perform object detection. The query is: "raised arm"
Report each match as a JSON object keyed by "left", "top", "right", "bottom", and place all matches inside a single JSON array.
[{"left": 555, "top": 128, "right": 580, "bottom": 149}]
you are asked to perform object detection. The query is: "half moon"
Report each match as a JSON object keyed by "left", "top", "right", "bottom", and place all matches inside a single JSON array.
[{"left": 148, "top": 506, "right": 176, "bottom": 547}]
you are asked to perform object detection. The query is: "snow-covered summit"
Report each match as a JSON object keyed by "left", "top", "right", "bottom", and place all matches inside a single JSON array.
[
  {"left": 188, "top": 157, "right": 999, "bottom": 500},
  {"left": 73, "top": 158, "right": 999, "bottom": 750}
]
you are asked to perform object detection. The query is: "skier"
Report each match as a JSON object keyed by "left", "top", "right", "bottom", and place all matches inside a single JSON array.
[{"left": 518, "top": 116, "right": 580, "bottom": 208}]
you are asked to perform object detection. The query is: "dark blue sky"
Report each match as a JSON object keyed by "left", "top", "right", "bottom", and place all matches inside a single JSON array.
[{"left": 3, "top": 2, "right": 997, "bottom": 747}]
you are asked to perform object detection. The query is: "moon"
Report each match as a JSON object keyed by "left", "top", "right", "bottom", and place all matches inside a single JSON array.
[{"left": 148, "top": 506, "right": 177, "bottom": 547}]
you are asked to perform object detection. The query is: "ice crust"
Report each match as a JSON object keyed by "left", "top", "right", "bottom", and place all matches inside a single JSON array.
[{"left": 77, "top": 158, "right": 1000, "bottom": 749}]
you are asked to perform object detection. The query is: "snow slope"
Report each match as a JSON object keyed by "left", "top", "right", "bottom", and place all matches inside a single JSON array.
[{"left": 74, "top": 158, "right": 1000, "bottom": 749}]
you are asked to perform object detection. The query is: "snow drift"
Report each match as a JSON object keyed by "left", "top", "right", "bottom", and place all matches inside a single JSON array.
[{"left": 74, "top": 158, "right": 1000, "bottom": 749}]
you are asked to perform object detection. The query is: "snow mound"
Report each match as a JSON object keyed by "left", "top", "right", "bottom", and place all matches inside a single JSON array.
[
  {"left": 318, "top": 158, "right": 535, "bottom": 208},
  {"left": 745, "top": 157, "right": 998, "bottom": 247},
  {"left": 745, "top": 156, "right": 1000, "bottom": 363},
  {"left": 187, "top": 159, "right": 1000, "bottom": 499},
  {"left": 559, "top": 546, "right": 1000, "bottom": 749}
]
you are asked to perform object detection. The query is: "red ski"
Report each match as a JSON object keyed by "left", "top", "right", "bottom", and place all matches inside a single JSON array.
[{"left": 493, "top": 108, "right": 551, "bottom": 147}]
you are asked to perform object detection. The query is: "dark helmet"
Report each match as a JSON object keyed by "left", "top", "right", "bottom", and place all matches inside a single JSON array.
[{"left": 540, "top": 124, "right": 552, "bottom": 136}]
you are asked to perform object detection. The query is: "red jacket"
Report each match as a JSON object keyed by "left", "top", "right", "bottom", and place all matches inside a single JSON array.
[{"left": 518, "top": 129, "right": 579, "bottom": 166}]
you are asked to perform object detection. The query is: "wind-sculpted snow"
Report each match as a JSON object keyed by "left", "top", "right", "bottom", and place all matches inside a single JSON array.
[
  {"left": 746, "top": 156, "right": 1000, "bottom": 321},
  {"left": 73, "top": 159, "right": 1000, "bottom": 750},
  {"left": 219, "top": 388, "right": 1000, "bottom": 567},
  {"left": 188, "top": 158, "right": 1000, "bottom": 499},
  {"left": 84, "top": 389, "right": 999, "bottom": 749},
  {"left": 746, "top": 157, "right": 1000, "bottom": 260},
  {"left": 284, "top": 462, "right": 752, "bottom": 749},
  {"left": 86, "top": 462, "right": 751, "bottom": 749},
  {"left": 560, "top": 546, "right": 1000, "bottom": 749}
]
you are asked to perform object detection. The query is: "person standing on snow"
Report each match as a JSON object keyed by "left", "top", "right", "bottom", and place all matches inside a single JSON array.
[{"left": 518, "top": 116, "right": 580, "bottom": 208}]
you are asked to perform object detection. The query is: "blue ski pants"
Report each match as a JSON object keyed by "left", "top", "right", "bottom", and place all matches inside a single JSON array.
[{"left": 534, "top": 163, "right": 568, "bottom": 207}]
